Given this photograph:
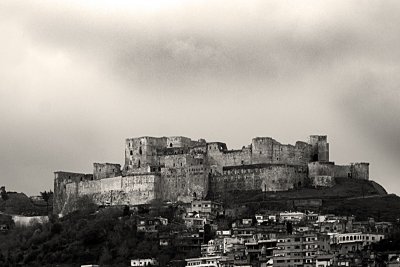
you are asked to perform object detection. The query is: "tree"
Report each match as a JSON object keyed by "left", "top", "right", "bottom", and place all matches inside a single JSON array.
[
  {"left": 40, "top": 190, "right": 53, "bottom": 214},
  {"left": 99, "top": 247, "right": 112, "bottom": 265},
  {"left": 0, "top": 187, "right": 8, "bottom": 201}
]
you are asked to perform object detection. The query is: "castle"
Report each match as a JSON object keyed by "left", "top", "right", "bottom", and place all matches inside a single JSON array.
[{"left": 53, "top": 135, "right": 369, "bottom": 214}]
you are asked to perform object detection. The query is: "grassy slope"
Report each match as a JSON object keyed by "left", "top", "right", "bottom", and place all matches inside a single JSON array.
[{"left": 217, "top": 178, "right": 400, "bottom": 221}]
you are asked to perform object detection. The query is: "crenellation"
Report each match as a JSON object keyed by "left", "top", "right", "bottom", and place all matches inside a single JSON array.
[{"left": 54, "top": 134, "right": 370, "bottom": 215}]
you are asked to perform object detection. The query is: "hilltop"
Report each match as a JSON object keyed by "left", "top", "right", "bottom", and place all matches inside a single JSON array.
[{"left": 216, "top": 177, "right": 400, "bottom": 221}]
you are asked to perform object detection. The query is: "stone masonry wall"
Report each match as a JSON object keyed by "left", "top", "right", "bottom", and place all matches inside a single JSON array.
[
  {"left": 251, "top": 138, "right": 312, "bottom": 165},
  {"left": 209, "top": 164, "right": 307, "bottom": 197},
  {"left": 160, "top": 165, "right": 209, "bottom": 203},
  {"left": 54, "top": 171, "right": 92, "bottom": 214},
  {"left": 56, "top": 174, "right": 161, "bottom": 214},
  {"left": 93, "top": 163, "right": 121, "bottom": 180}
]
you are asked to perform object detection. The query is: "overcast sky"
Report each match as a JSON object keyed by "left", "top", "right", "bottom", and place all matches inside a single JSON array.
[{"left": 1, "top": 0, "right": 399, "bottom": 196}]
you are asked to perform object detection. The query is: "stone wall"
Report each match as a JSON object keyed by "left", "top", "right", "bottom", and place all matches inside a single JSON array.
[
  {"left": 56, "top": 174, "right": 161, "bottom": 214},
  {"left": 166, "top": 136, "right": 192, "bottom": 148},
  {"left": 309, "top": 135, "right": 329, "bottom": 162},
  {"left": 93, "top": 163, "right": 121, "bottom": 180},
  {"left": 251, "top": 137, "right": 312, "bottom": 165},
  {"left": 161, "top": 154, "right": 205, "bottom": 168},
  {"left": 333, "top": 165, "right": 352, "bottom": 178},
  {"left": 209, "top": 164, "right": 307, "bottom": 197},
  {"left": 206, "top": 144, "right": 252, "bottom": 171},
  {"left": 352, "top": 163, "right": 369, "bottom": 180},
  {"left": 79, "top": 180, "right": 101, "bottom": 195},
  {"left": 310, "top": 176, "right": 335, "bottom": 187},
  {"left": 53, "top": 171, "right": 92, "bottom": 214},
  {"left": 308, "top": 162, "right": 335, "bottom": 177},
  {"left": 309, "top": 162, "right": 369, "bottom": 180},
  {"left": 160, "top": 165, "right": 209, "bottom": 203},
  {"left": 124, "top": 137, "right": 168, "bottom": 173}
]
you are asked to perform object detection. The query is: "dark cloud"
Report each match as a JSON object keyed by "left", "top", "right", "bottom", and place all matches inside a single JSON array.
[{"left": 7, "top": 1, "right": 399, "bottom": 89}]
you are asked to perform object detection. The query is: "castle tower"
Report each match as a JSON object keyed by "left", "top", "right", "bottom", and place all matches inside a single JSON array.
[
  {"left": 309, "top": 135, "right": 329, "bottom": 162},
  {"left": 124, "top": 137, "right": 166, "bottom": 173},
  {"left": 351, "top": 162, "right": 369, "bottom": 180}
]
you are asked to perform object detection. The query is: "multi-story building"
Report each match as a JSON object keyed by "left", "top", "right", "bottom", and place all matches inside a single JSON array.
[
  {"left": 329, "top": 233, "right": 385, "bottom": 254},
  {"left": 189, "top": 200, "right": 223, "bottom": 220},
  {"left": 185, "top": 256, "right": 229, "bottom": 267},
  {"left": 245, "top": 239, "right": 277, "bottom": 266},
  {"left": 279, "top": 212, "right": 306, "bottom": 223},
  {"left": 273, "top": 234, "right": 318, "bottom": 267}
]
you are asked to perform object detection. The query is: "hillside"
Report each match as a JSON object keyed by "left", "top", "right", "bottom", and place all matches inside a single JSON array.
[
  {"left": 216, "top": 178, "right": 386, "bottom": 203},
  {"left": 215, "top": 178, "right": 400, "bottom": 221},
  {"left": 0, "top": 207, "right": 189, "bottom": 267},
  {"left": 0, "top": 192, "right": 50, "bottom": 216}
]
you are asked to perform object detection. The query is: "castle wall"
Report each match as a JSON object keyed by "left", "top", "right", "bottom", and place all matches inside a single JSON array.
[
  {"left": 124, "top": 137, "right": 167, "bottom": 173},
  {"left": 100, "top": 176, "right": 122, "bottom": 192},
  {"left": 209, "top": 164, "right": 307, "bottom": 197},
  {"left": 309, "top": 161, "right": 369, "bottom": 182},
  {"left": 251, "top": 138, "right": 312, "bottom": 165},
  {"left": 75, "top": 174, "right": 161, "bottom": 207},
  {"left": 162, "top": 154, "right": 189, "bottom": 168},
  {"left": 160, "top": 165, "right": 209, "bottom": 203},
  {"left": 93, "top": 163, "right": 121, "bottom": 180},
  {"left": 309, "top": 135, "right": 329, "bottom": 162},
  {"left": 79, "top": 180, "right": 101, "bottom": 195},
  {"left": 333, "top": 165, "right": 352, "bottom": 178},
  {"left": 53, "top": 171, "right": 92, "bottom": 214},
  {"left": 166, "top": 136, "right": 192, "bottom": 148},
  {"left": 308, "top": 162, "right": 335, "bottom": 177},
  {"left": 66, "top": 182, "right": 78, "bottom": 196},
  {"left": 352, "top": 163, "right": 369, "bottom": 180},
  {"left": 206, "top": 142, "right": 252, "bottom": 172},
  {"left": 309, "top": 176, "right": 335, "bottom": 187},
  {"left": 221, "top": 148, "right": 252, "bottom": 167}
]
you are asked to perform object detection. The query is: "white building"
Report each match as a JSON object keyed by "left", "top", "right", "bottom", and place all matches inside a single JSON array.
[
  {"left": 131, "top": 258, "right": 158, "bottom": 266},
  {"left": 279, "top": 212, "right": 305, "bottom": 222},
  {"left": 185, "top": 256, "right": 227, "bottom": 267}
]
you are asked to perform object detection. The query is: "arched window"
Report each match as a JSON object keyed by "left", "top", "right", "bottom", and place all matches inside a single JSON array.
[
  {"left": 138, "top": 160, "right": 141, "bottom": 168},
  {"left": 170, "top": 143, "right": 173, "bottom": 147}
]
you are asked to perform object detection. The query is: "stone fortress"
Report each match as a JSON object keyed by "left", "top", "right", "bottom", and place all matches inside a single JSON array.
[{"left": 54, "top": 135, "right": 369, "bottom": 214}]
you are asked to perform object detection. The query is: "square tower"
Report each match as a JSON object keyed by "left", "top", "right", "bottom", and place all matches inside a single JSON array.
[{"left": 309, "top": 135, "right": 329, "bottom": 162}]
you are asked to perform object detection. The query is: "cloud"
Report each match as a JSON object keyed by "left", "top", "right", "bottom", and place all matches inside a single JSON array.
[
  {"left": 1, "top": 0, "right": 400, "bottom": 194},
  {"left": 6, "top": 0, "right": 399, "bottom": 89},
  {"left": 338, "top": 68, "right": 400, "bottom": 161}
]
